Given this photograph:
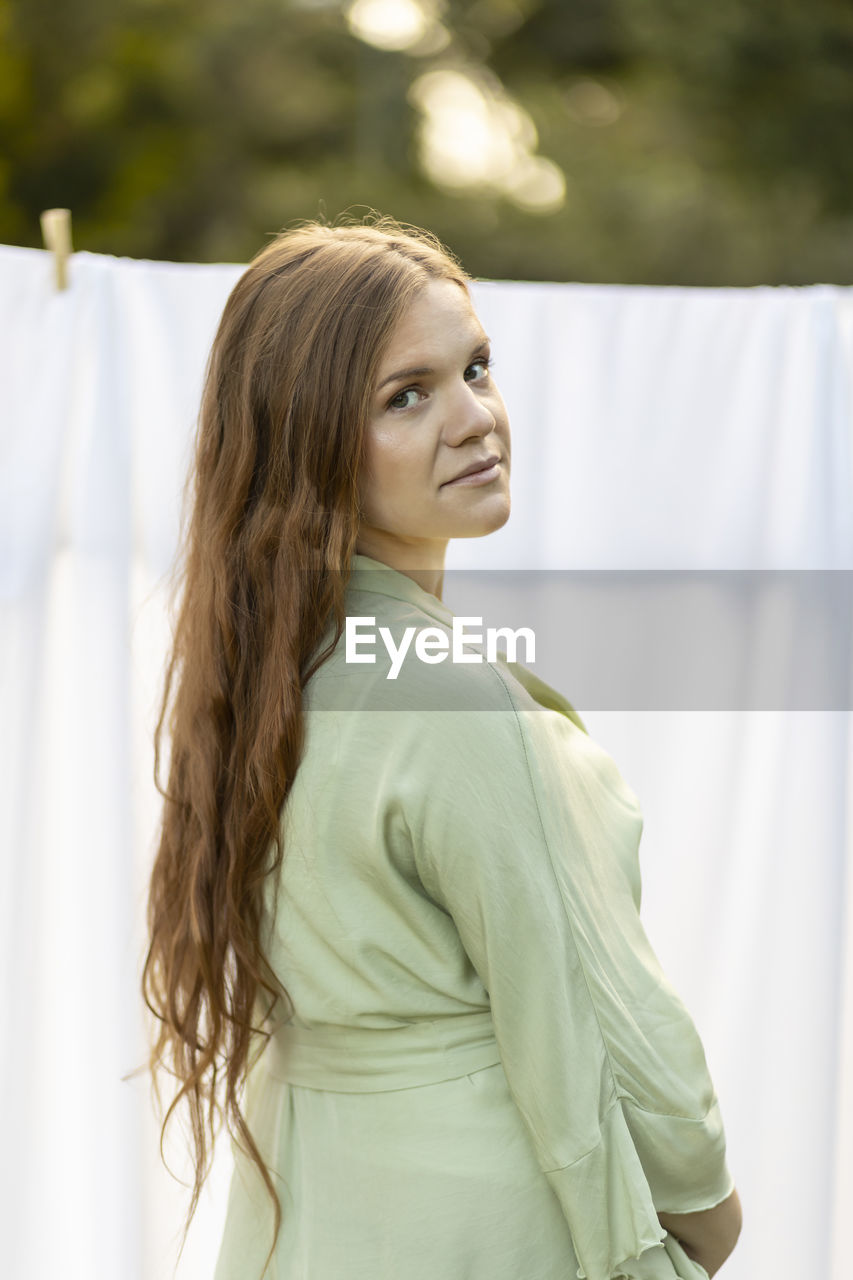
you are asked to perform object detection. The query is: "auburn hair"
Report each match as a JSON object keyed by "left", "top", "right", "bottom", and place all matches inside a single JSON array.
[{"left": 133, "top": 214, "right": 469, "bottom": 1277}]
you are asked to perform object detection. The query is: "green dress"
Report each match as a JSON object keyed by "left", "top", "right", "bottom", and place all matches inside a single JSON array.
[{"left": 213, "top": 554, "right": 734, "bottom": 1280}]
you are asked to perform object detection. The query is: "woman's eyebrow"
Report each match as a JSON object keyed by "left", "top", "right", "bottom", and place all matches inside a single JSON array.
[
  {"left": 376, "top": 336, "right": 491, "bottom": 392},
  {"left": 377, "top": 364, "right": 433, "bottom": 391}
]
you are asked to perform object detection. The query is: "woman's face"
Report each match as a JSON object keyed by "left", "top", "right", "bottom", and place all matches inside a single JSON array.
[{"left": 356, "top": 277, "right": 511, "bottom": 565}]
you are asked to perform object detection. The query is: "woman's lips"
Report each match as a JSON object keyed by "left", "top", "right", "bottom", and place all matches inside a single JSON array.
[{"left": 443, "top": 460, "right": 502, "bottom": 487}]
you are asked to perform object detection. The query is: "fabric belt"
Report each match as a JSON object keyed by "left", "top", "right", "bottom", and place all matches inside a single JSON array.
[{"left": 265, "top": 1008, "right": 503, "bottom": 1093}]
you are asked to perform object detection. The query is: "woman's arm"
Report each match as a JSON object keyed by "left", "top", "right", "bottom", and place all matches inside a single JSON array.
[
  {"left": 658, "top": 1186, "right": 743, "bottom": 1277},
  {"left": 403, "top": 671, "right": 737, "bottom": 1280}
]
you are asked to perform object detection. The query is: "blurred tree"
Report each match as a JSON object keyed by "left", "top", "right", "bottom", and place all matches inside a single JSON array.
[
  {"left": 1, "top": 0, "right": 852, "bottom": 283},
  {"left": 620, "top": 0, "right": 853, "bottom": 215}
]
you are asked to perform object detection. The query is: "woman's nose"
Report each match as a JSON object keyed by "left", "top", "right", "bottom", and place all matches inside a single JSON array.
[{"left": 446, "top": 380, "right": 497, "bottom": 442}]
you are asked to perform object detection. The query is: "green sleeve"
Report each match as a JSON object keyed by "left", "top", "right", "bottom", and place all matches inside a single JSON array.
[{"left": 404, "top": 667, "right": 733, "bottom": 1280}]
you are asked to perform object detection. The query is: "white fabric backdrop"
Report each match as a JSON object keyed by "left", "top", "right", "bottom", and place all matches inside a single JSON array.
[{"left": 1, "top": 242, "right": 851, "bottom": 1280}]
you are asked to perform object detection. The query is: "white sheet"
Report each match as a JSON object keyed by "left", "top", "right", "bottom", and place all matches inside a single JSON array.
[{"left": 1, "top": 242, "right": 851, "bottom": 1280}]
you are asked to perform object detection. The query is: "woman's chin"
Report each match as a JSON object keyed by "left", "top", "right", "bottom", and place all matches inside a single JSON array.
[{"left": 451, "top": 500, "right": 512, "bottom": 538}]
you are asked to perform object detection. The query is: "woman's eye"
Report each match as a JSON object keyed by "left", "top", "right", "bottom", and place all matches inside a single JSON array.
[
  {"left": 465, "top": 357, "right": 492, "bottom": 381},
  {"left": 388, "top": 387, "right": 422, "bottom": 411}
]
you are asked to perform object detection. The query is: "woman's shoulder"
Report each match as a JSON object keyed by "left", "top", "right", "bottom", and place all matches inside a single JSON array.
[
  {"left": 305, "top": 608, "right": 509, "bottom": 714},
  {"left": 496, "top": 656, "right": 588, "bottom": 735},
  {"left": 306, "top": 590, "right": 585, "bottom": 729}
]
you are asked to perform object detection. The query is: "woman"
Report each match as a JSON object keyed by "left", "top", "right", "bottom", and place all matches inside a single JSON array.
[{"left": 140, "top": 215, "right": 742, "bottom": 1280}]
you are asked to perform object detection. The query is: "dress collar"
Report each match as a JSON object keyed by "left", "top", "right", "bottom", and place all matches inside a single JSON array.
[{"left": 347, "top": 553, "right": 456, "bottom": 631}]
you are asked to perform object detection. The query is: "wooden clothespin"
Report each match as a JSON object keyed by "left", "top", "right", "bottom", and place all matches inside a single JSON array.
[{"left": 40, "top": 208, "right": 73, "bottom": 291}]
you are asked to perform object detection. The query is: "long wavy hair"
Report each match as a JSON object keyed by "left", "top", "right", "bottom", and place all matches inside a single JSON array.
[{"left": 134, "top": 214, "right": 469, "bottom": 1277}]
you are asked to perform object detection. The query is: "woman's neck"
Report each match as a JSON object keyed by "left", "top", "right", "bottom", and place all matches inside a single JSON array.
[{"left": 354, "top": 534, "right": 447, "bottom": 602}]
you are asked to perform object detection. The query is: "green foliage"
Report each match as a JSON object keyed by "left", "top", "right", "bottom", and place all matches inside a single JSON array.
[{"left": 2, "top": 0, "right": 852, "bottom": 282}]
